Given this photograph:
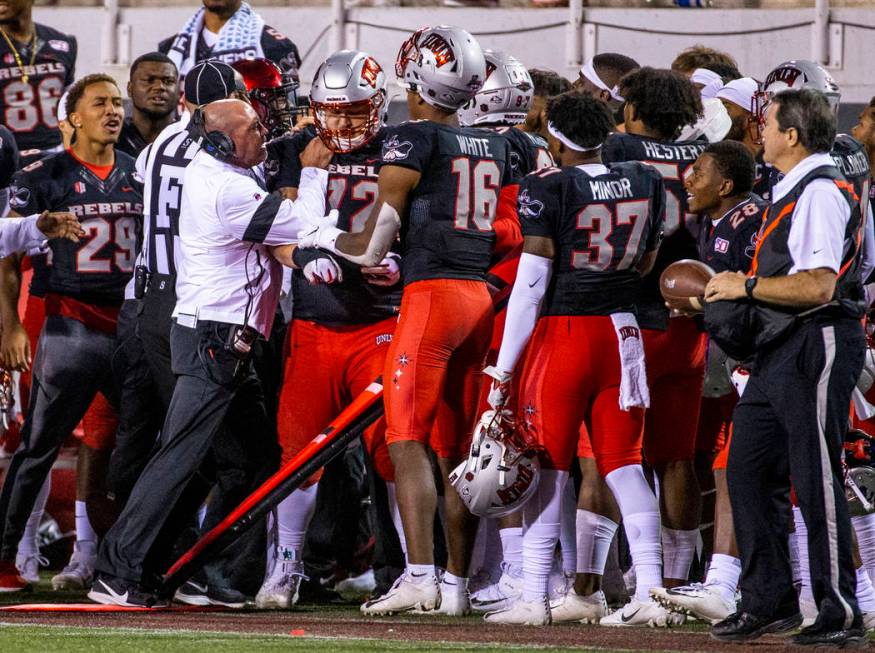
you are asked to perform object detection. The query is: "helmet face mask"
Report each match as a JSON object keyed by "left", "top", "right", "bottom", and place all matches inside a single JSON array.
[{"left": 311, "top": 50, "right": 388, "bottom": 154}]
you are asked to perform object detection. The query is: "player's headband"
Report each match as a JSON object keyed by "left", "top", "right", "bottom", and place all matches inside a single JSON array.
[
  {"left": 580, "top": 60, "right": 624, "bottom": 103},
  {"left": 547, "top": 121, "right": 602, "bottom": 154}
]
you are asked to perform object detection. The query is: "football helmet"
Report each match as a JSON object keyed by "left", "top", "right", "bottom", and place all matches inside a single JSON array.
[
  {"left": 449, "top": 410, "right": 540, "bottom": 518},
  {"left": 232, "top": 58, "right": 299, "bottom": 140},
  {"left": 395, "top": 25, "right": 486, "bottom": 111},
  {"left": 310, "top": 50, "right": 388, "bottom": 153},
  {"left": 845, "top": 429, "right": 875, "bottom": 516},
  {"left": 752, "top": 60, "right": 841, "bottom": 143},
  {"left": 458, "top": 50, "right": 533, "bottom": 127}
]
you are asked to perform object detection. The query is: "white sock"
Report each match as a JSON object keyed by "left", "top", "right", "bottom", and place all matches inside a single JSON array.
[
  {"left": 276, "top": 484, "right": 318, "bottom": 563},
  {"left": 407, "top": 562, "right": 436, "bottom": 583},
  {"left": 705, "top": 553, "right": 741, "bottom": 604},
  {"left": 18, "top": 476, "right": 50, "bottom": 556},
  {"left": 604, "top": 464, "right": 662, "bottom": 602},
  {"left": 559, "top": 478, "right": 577, "bottom": 575},
  {"left": 793, "top": 506, "right": 814, "bottom": 604},
  {"left": 442, "top": 571, "right": 467, "bottom": 594},
  {"left": 499, "top": 526, "right": 523, "bottom": 569},
  {"left": 575, "top": 509, "right": 618, "bottom": 575},
  {"left": 853, "top": 513, "right": 875, "bottom": 582},
  {"left": 386, "top": 481, "right": 408, "bottom": 563},
  {"left": 521, "top": 469, "right": 567, "bottom": 603},
  {"left": 74, "top": 500, "right": 97, "bottom": 556},
  {"left": 857, "top": 566, "right": 875, "bottom": 613},
  {"left": 662, "top": 527, "right": 698, "bottom": 582}
]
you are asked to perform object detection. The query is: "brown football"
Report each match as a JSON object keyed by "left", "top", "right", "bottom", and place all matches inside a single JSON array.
[{"left": 659, "top": 259, "right": 715, "bottom": 311}]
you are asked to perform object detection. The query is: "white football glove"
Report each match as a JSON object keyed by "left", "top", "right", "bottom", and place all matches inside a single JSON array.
[
  {"left": 303, "top": 255, "right": 343, "bottom": 285},
  {"left": 297, "top": 209, "right": 341, "bottom": 250},
  {"left": 363, "top": 254, "right": 401, "bottom": 287},
  {"left": 483, "top": 365, "right": 513, "bottom": 410}
]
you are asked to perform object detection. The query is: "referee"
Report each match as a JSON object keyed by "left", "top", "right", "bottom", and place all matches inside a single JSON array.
[
  {"left": 91, "top": 98, "right": 332, "bottom": 607},
  {"left": 705, "top": 89, "right": 866, "bottom": 647}
]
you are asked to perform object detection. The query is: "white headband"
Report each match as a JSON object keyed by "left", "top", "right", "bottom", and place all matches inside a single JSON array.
[
  {"left": 716, "top": 77, "right": 759, "bottom": 113},
  {"left": 57, "top": 90, "right": 70, "bottom": 123},
  {"left": 547, "top": 121, "right": 602, "bottom": 153},
  {"left": 691, "top": 68, "right": 722, "bottom": 88},
  {"left": 580, "top": 59, "right": 624, "bottom": 102}
]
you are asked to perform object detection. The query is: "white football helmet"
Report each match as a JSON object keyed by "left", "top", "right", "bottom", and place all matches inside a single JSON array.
[
  {"left": 458, "top": 50, "right": 533, "bottom": 127},
  {"left": 310, "top": 50, "right": 388, "bottom": 153},
  {"left": 449, "top": 410, "right": 540, "bottom": 518},
  {"left": 395, "top": 25, "right": 486, "bottom": 111}
]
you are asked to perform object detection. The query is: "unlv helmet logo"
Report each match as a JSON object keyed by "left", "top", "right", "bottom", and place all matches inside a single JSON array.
[
  {"left": 765, "top": 66, "right": 804, "bottom": 89},
  {"left": 360, "top": 57, "right": 382, "bottom": 89},
  {"left": 419, "top": 33, "right": 455, "bottom": 68}
]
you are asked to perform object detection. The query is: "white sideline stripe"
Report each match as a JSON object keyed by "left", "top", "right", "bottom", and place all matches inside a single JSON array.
[{"left": 816, "top": 325, "right": 854, "bottom": 629}]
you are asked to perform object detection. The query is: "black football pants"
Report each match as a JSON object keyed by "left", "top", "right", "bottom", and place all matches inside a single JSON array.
[
  {"left": 0, "top": 315, "right": 118, "bottom": 560},
  {"left": 96, "top": 319, "right": 277, "bottom": 585},
  {"left": 729, "top": 316, "right": 864, "bottom": 630}
]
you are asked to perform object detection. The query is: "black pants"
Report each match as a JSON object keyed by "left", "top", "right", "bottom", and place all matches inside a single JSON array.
[
  {"left": 0, "top": 315, "right": 118, "bottom": 560},
  {"left": 138, "top": 275, "right": 176, "bottom": 409},
  {"left": 729, "top": 316, "right": 864, "bottom": 630},
  {"left": 96, "top": 320, "right": 276, "bottom": 584},
  {"left": 107, "top": 299, "right": 165, "bottom": 501}
]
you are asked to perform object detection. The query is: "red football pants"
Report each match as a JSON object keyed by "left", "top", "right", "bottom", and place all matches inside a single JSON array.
[
  {"left": 277, "top": 317, "right": 397, "bottom": 483},
  {"left": 383, "top": 279, "right": 493, "bottom": 460},
  {"left": 521, "top": 315, "right": 645, "bottom": 475}
]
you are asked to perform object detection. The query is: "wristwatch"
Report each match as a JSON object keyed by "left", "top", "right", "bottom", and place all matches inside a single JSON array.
[{"left": 745, "top": 275, "right": 758, "bottom": 300}]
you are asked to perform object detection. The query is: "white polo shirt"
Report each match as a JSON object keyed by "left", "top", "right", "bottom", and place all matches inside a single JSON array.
[
  {"left": 174, "top": 150, "right": 327, "bottom": 337},
  {"left": 771, "top": 152, "right": 851, "bottom": 275},
  {"left": 0, "top": 215, "right": 46, "bottom": 258}
]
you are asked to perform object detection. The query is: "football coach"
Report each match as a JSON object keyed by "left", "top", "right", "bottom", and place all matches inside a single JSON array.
[
  {"left": 703, "top": 88, "right": 866, "bottom": 647},
  {"left": 91, "top": 98, "right": 333, "bottom": 607}
]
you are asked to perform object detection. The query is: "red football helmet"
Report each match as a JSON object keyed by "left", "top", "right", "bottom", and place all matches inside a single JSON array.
[{"left": 231, "top": 58, "right": 299, "bottom": 140}]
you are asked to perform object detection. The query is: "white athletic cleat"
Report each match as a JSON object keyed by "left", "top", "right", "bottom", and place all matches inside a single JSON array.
[
  {"left": 255, "top": 552, "right": 306, "bottom": 610},
  {"left": 471, "top": 565, "right": 523, "bottom": 613},
  {"left": 550, "top": 588, "right": 608, "bottom": 624},
  {"left": 649, "top": 582, "right": 736, "bottom": 624},
  {"left": 361, "top": 572, "right": 440, "bottom": 615},
  {"left": 413, "top": 576, "right": 470, "bottom": 616},
  {"left": 15, "top": 552, "right": 48, "bottom": 585},
  {"left": 51, "top": 546, "right": 96, "bottom": 590},
  {"left": 484, "top": 597, "right": 552, "bottom": 626},
  {"left": 863, "top": 611, "right": 875, "bottom": 631},
  {"left": 800, "top": 598, "right": 818, "bottom": 628},
  {"left": 600, "top": 598, "right": 685, "bottom": 628},
  {"left": 335, "top": 568, "right": 377, "bottom": 601}
]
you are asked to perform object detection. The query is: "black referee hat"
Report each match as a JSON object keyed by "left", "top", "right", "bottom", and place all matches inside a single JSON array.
[{"left": 184, "top": 61, "right": 245, "bottom": 105}]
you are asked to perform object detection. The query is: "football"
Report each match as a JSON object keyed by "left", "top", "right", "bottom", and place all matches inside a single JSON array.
[{"left": 659, "top": 259, "right": 715, "bottom": 312}]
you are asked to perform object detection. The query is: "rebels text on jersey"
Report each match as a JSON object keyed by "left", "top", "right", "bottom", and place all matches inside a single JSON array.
[
  {"left": 0, "top": 25, "right": 76, "bottom": 154},
  {"left": 381, "top": 120, "right": 512, "bottom": 285},
  {"left": 8, "top": 150, "right": 141, "bottom": 305},
  {"left": 518, "top": 162, "right": 666, "bottom": 316},
  {"left": 273, "top": 127, "right": 402, "bottom": 325},
  {"left": 485, "top": 126, "right": 552, "bottom": 183},
  {"left": 697, "top": 195, "right": 765, "bottom": 274},
  {"left": 602, "top": 132, "right": 707, "bottom": 328}
]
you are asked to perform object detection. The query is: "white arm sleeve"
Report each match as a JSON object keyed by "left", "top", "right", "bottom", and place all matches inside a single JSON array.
[
  {"left": 327, "top": 202, "right": 401, "bottom": 267},
  {"left": 0, "top": 215, "right": 45, "bottom": 259},
  {"left": 218, "top": 167, "right": 328, "bottom": 245},
  {"left": 494, "top": 253, "right": 552, "bottom": 374}
]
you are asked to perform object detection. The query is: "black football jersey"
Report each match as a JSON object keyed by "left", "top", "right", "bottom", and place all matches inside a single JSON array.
[
  {"left": 484, "top": 126, "right": 553, "bottom": 183},
  {"left": 753, "top": 149, "right": 771, "bottom": 201},
  {"left": 8, "top": 150, "right": 141, "bottom": 305},
  {"left": 0, "top": 24, "right": 76, "bottom": 156},
  {"left": 697, "top": 196, "right": 765, "bottom": 275},
  {"left": 159, "top": 25, "right": 300, "bottom": 85},
  {"left": 518, "top": 162, "right": 665, "bottom": 316},
  {"left": 115, "top": 117, "right": 149, "bottom": 159},
  {"left": 603, "top": 132, "right": 707, "bottom": 329},
  {"left": 273, "top": 128, "right": 402, "bottom": 325},
  {"left": 381, "top": 120, "right": 512, "bottom": 285},
  {"left": 0, "top": 125, "right": 19, "bottom": 189}
]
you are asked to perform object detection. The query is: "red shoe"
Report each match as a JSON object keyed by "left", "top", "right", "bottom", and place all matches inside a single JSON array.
[{"left": 0, "top": 560, "right": 28, "bottom": 592}]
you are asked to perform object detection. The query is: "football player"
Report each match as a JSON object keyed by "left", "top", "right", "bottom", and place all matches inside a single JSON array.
[
  {"left": 457, "top": 49, "right": 554, "bottom": 612},
  {"left": 116, "top": 52, "right": 179, "bottom": 158},
  {"left": 481, "top": 91, "right": 665, "bottom": 625},
  {"left": 649, "top": 141, "right": 763, "bottom": 624},
  {"left": 257, "top": 50, "right": 402, "bottom": 610},
  {"left": 573, "top": 53, "right": 639, "bottom": 127},
  {"left": 297, "top": 25, "right": 512, "bottom": 616},
  {"left": 671, "top": 46, "right": 737, "bottom": 78},
  {"left": 0, "top": 74, "right": 140, "bottom": 592},
  {"left": 596, "top": 67, "right": 707, "bottom": 604},
  {"left": 0, "top": 0, "right": 76, "bottom": 163},
  {"left": 522, "top": 69, "right": 570, "bottom": 140}
]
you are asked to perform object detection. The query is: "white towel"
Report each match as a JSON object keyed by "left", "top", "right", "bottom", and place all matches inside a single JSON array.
[
  {"left": 167, "top": 2, "right": 265, "bottom": 77},
  {"left": 610, "top": 312, "right": 649, "bottom": 410}
]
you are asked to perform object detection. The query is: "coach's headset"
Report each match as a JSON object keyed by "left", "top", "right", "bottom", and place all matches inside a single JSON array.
[{"left": 190, "top": 106, "right": 236, "bottom": 163}]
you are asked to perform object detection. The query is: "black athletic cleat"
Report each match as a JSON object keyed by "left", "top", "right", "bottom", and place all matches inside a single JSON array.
[
  {"left": 88, "top": 575, "right": 167, "bottom": 608},
  {"left": 174, "top": 579, "right": 210, "bottom": 606},
  {"left": 788, "top": 624, "right": 868, "bottom": 648},
  {"left": 711, "top": 610, "right": 802, "bottom": 642},
  {"left": 205, "top": 585, "right": 250, "bottom": 609}
]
